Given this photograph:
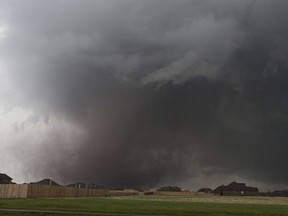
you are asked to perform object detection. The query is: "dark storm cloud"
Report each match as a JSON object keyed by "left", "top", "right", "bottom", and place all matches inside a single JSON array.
[{"left": 1, "top": 0, "right": 288, "bottom": 189}]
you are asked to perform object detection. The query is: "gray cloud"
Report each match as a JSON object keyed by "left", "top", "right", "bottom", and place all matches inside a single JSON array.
[{"left": 1, "top": 0, "right": 288, "bottom": 190}]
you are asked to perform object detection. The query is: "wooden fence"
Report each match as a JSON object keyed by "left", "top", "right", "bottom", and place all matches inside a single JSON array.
[
  {"left": 0, "top": 184, "right": 28, "bottom": 198},
  {"left": 0, "top": 184, "right": 108, "bottom": 198}
]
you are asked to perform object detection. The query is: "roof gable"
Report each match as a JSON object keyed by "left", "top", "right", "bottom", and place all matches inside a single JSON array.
[{"left": 0, "top": 173, "right": 12, "bottom": 181}]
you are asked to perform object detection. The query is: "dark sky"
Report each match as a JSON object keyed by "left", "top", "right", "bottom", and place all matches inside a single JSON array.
[{"left": 0, "top": 0, "right": 288, "bottom": 191}]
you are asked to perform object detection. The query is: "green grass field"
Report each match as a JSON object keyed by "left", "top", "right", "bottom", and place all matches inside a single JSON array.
[{"left": 0, "top": 194, "right": 288, "bottom": 215}]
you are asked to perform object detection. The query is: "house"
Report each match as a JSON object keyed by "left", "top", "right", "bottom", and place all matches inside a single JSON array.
[
  {"left": 197, "top": 188, "right": 213, "bottom": 193},
  {"left": 271, "top": 190, "right": 288, "bottom": 197},
  {"left": 157, "top": 186, "right": 182, "bottom": 192},
  {"left": 0, "top": 173, "right": 13, "bottom": 184},
  {"left": 66, "top": 183, "right": 87, "bottom": 188},
  {"left": 30, "top": 179, "right": 61, "bottom": 186},
  {"left": 214, "top": 182, "right": 258, "bottom": 195}
]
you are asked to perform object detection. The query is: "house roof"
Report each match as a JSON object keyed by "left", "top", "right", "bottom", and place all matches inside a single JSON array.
[
  {"left": 214, "top": 181, "right": 258, "bottom": 193},
  {"left": 198, "top": 188, "right": 213, "bottom": 193},
  {"left": 0, "top": 173, "right": 12, "bottom": 181},
  {"left": 66, "top": 183, "right": 87, "bottom": 188},
  {"left": 30, "top": 179, "right": 61, "bottom": 186}
]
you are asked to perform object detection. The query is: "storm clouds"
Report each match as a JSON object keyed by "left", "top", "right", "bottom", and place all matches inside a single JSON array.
[{"left": 1, "top": 0, "right": 288, "bottom": 190}]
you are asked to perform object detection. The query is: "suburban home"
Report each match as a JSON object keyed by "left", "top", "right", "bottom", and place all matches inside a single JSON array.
[
  {"left": 214, "top": 181, "right": 259, "bottom": 195},
  {"left": 197, "top": 188, "right": 213, "bottom": 193},
  {"left": 66, "top": 183, "right": 87, "bottom": 188},
  {"left": 271, "top": 190, "right": 288, "bottom": 197},
  {"left": 30, "top": 178, "right": 61, "bottom": 186},
  {"left": 0, "top": 173, "right": 13, "bottom": 184}
]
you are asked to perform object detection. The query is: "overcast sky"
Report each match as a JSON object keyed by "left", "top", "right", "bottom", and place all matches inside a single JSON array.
[{"left": 1, "top": 0, "right": 288, "bottom": 191}]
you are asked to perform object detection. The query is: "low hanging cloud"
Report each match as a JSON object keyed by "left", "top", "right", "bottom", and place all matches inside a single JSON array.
[{"left": 0, "top": 0, "right": 288, "bottom": 190}]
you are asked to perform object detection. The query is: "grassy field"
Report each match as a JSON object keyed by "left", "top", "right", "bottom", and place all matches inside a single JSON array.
[{"left": 0, "top": 194, "right": 288, "bottom": 215}]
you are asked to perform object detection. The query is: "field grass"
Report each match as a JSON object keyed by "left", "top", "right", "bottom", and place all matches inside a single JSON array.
[{"left": 0, "top": 194, "right": 288, "bottom": 215}]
